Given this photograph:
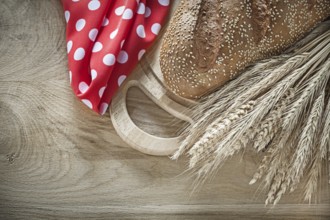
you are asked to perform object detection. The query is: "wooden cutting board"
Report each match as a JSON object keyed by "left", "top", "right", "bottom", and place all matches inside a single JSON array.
[{"left": 110, "top": 0, "right": 197, "bottom": 156}]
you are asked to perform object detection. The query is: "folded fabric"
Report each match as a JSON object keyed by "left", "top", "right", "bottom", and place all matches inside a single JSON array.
[{"left": 62, "top": 0, "right": 170, "bottom": 114}]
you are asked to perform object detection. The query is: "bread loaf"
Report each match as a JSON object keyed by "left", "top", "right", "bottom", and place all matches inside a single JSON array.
[{"left": 160, "top": 0, "right": 330, "bottom": 99}]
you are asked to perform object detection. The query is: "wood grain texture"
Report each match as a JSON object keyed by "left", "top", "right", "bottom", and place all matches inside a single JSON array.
[{"left": 0, "top": 0, "right": 329, "bottom": 219}]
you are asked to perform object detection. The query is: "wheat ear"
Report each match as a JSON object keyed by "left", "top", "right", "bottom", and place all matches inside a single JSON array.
[
  {"left": 289, "top": 90, "right": 325, "bottom": 191},
  {"left": 188, "top": 101, "right": 255, "bottom": 168},
  {"left": 247, "top": 90, "right": 295, "bottom": 185},
  {"left": 253, "top": 89, "right": 295, "bottom": 152}
]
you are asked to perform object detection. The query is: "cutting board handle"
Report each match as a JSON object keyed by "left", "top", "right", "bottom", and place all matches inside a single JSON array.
[{"left": 110, "top": 65, "right": 193, "bottom": 156}]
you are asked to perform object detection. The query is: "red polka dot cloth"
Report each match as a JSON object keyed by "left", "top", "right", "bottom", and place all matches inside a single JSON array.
[{"left": 62, "top": 0, "right": 170, "bottom": 114}]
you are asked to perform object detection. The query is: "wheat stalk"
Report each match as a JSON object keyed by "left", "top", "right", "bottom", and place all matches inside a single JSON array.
[
  {"left": 264, "top": 91, "right": 325, "bottom": 204},
  {"left": 262, "top": 65, "right": 329, "bottom": 204},
  {"left": 249, "top": 153, "right": 272, "bottom": 185},
  {"left": 265, "top": 163, "right": 289, "bottom": 205},
  {"left": 319, "top": 94, "right": 330, "bottom": 160},
  {"left": 288, "top": 90, "right": 325, "bottom": 191},
  {"left": 253, "top": 89, "right": 295, "bottom": 152},
  {"left": 304, "top": 92, "right": 330, "bottom": 203},
  {"left": 272, "top": 58, "right": 330, "bottom": 163}
]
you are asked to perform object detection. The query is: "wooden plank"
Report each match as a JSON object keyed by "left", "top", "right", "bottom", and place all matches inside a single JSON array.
[
  {"left": 0, "top": 0, "right": 329, "bottom": 219},
  {"left": 1, "top": 204, "right": 330, "bottom": 220}
]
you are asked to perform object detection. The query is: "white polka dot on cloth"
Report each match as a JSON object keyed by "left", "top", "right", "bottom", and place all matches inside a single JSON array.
[
  {"left": 138, "top": 49, "right": 145, "bottom": 60},
  {"left": 74, "top": 47, "right": 85, "bottom": 61},
  {"left": 120, "top": 40, "right": 125, "bottom": 48},
  {"left": 158, "top": 0, "right": 169, "bottom": 6},
  {"left": 88, "top": 0, "right": 101, "bottom": 11},
  {"left": 91, "top": 69, "right": 97, "bottom": 80},
  {"left": 92, "top": 42, "right": 103, "bottom": 52},
  {"left": 82, "top": 99, "right": 93, "bottom": 109},
  {"left": 122, "top": 9, "right": 133, "bottom": 19},
  {"left": 118, "top": 75, "right": 127, "bottom": 86},
  {"left": 67, "top": 40, "right": 73, "bottom": 53},
  {"left": 137, "top": 3, "right": 145, "bottom": 15},
  {"left": 102, "top": 17, "right": 109, "bottom": 26},
  {"left": 110, "top": 29, "right": 118, "bottom": 39},
  {"left": 99, "top": 103, "right": 109, "bottom": 115},
  {"left": 65, "top": 11, "right": 70, "bottom": 23},
  {"left": 136, "top": 25, "right": 146, "bottom": 38},
  {"left": 88, "top": 28, "right": 98, "bottom": 41},
  {"left": 115, "top": 6, "right": 125, "bottom": 16},
  {"left": 117, "top": 50, "right": 129, "bottom": 64},
  {"left": 99, "top": 86, "right": 106, "bottom": 98},
  {"left": 79, "top": 81, "right": 89, "bottom": 94},
  {"left": 151, "top": 23, "right": 161, "bottom": 35},
  {"left": 103, "top": 54, "right": 116, "bottom": 66},
  {"left": 145, "top": 7, "right": 151, "bottom": 17},
  {"left": 76, "top": 19, "right": 86, "bottom": 31}
]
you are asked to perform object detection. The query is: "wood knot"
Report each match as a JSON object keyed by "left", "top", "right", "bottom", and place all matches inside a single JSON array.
[{"left": 6, "top": 153, "right": 16, "bottom": 164}]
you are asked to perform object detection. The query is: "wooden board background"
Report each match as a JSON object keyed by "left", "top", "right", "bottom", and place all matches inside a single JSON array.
[{"left": 0, "top": 0, "right": 329, "bottom": 219}]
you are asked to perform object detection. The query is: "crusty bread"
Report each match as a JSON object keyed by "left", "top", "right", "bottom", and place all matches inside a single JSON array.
[{"left": 160, "top": 0, "right": 330, "bottom": 99}]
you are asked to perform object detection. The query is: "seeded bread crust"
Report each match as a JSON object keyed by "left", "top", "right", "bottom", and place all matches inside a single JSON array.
[{"left": 160, "top": 0, "right": 330, "bottom": 99}]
